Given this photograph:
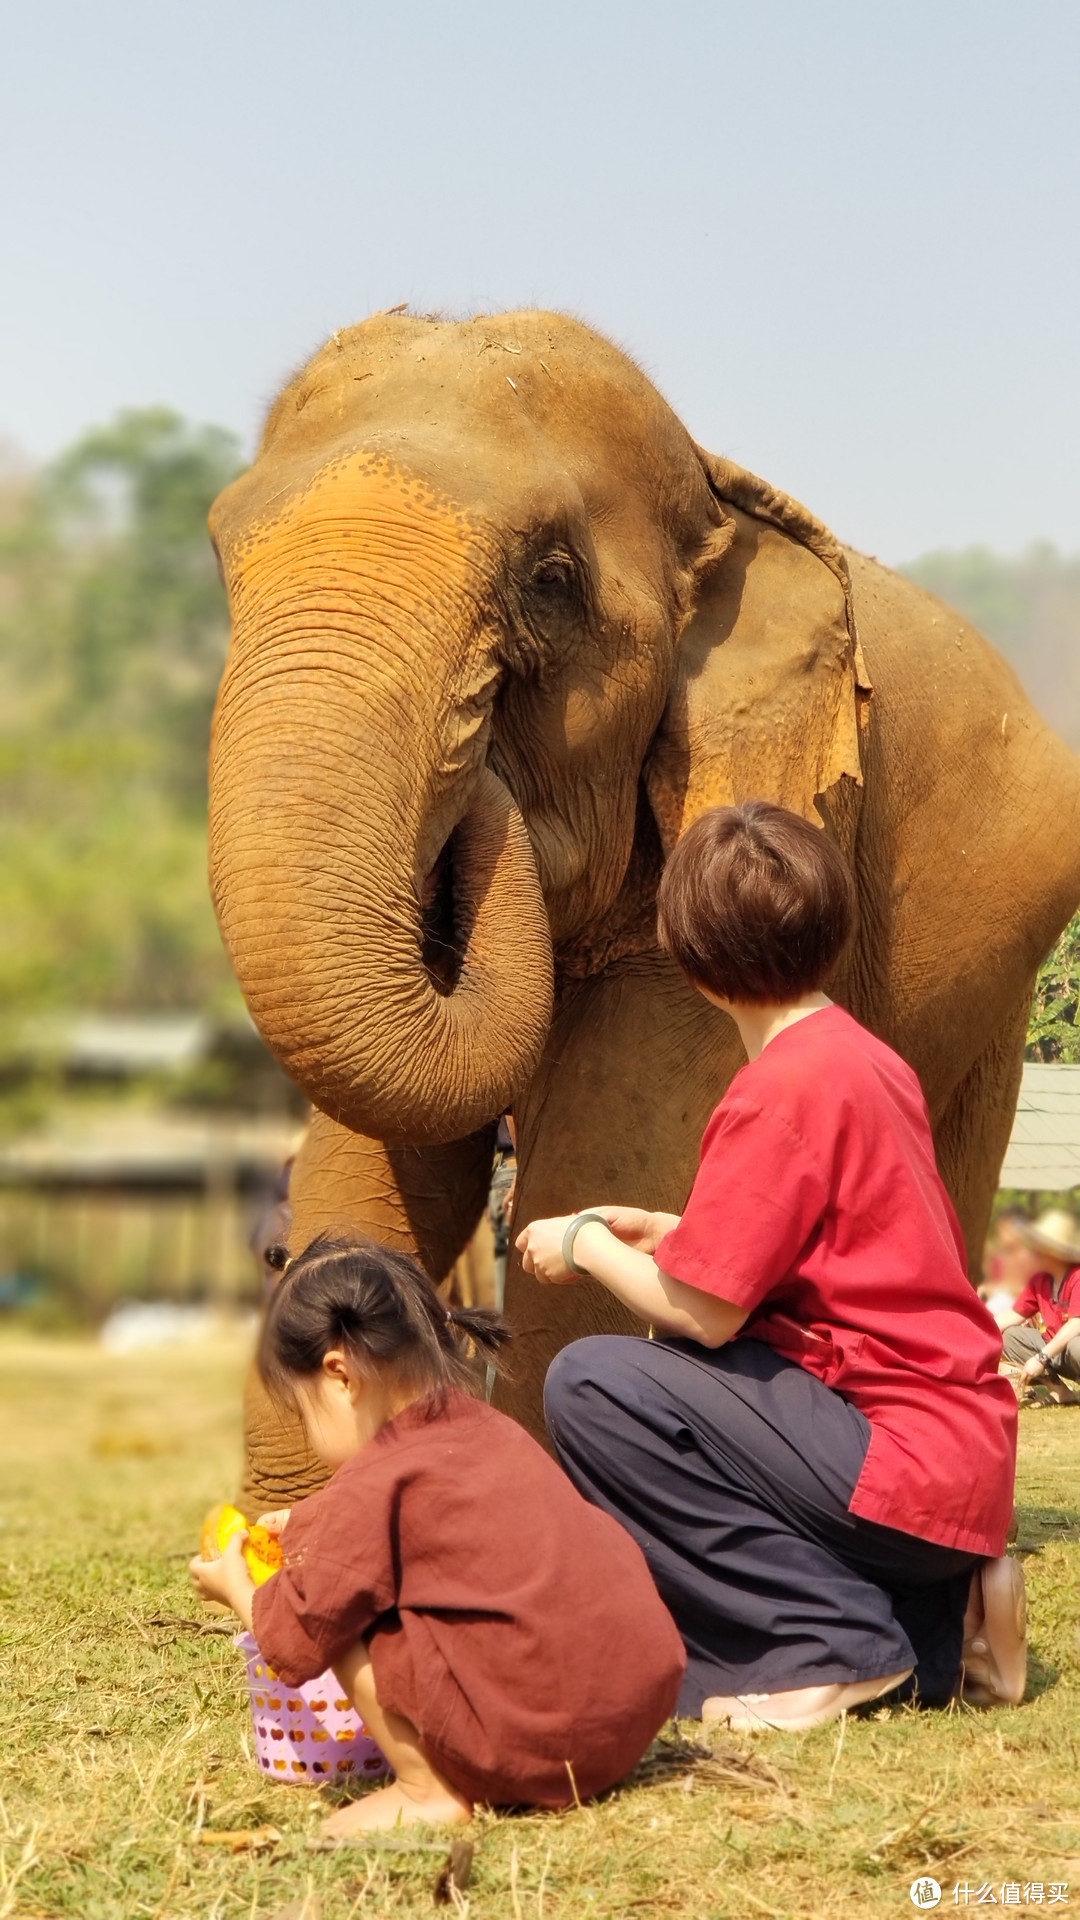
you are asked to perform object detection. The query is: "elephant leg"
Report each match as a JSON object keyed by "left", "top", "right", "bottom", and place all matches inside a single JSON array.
[
  {"left": 929, "top": 978, "right": 1035, "bottom": 1279},
  {"left": 238, "top": 1110, "right": 497, "bottom": 1514},
  {"left": 238, "top": 1362, "right": 329, "bottom": 1518},
  {"left": 286, "top": 1109, "right": 498, "bottom": 1270},
  {"left": 494, "top": 951, "right": 744, "bottom": 1446}
]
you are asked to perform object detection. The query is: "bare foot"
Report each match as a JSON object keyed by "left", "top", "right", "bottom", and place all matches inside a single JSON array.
[
  {"left": 702, "top": 1668, "right": 913, "bottom": 1732},
  {"left": 322, "top": 1778, "right": 472, "bottom": 1836},
  {"left": 325, "top": 1639, "right": 471, "bottom": 1835}
]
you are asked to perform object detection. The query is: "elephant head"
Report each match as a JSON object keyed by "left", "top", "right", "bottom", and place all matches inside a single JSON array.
[{"left": 208, "top": 311, "right": 867, "bottom": 1146}]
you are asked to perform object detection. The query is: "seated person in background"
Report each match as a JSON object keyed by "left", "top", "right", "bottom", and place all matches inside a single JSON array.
[
  {"left": 190, "top": 1237, "right": 684, "bottom": 1832},
  {"left": 979, "top": 1207, "right": 1032, "bottom": 1327},
  {"left": 997, "top": 1208, "right": 1080, "bottom": 1404}
]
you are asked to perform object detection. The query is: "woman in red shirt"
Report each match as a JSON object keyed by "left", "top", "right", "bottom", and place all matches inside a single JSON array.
[{"left": 521, "top": 801, "right": 1024, "bottom": 1731}]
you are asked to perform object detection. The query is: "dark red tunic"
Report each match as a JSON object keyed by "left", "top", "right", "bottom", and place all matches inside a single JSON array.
[{"left": 252, "top": 1393, "right": 685, "bottom": 1808}]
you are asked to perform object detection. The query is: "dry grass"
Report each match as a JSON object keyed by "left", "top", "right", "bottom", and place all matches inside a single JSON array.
[{"left": 1, "top": 1332, "right": 1078, "bottom": 1919}]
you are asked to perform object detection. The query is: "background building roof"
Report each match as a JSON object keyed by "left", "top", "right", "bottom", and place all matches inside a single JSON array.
[
  {"left": 1000, "top": 1064, "right": 1080, "bottom": 1192},
  {"left": 0, "top": 1111, "right": 301, "bottom": 1190}
]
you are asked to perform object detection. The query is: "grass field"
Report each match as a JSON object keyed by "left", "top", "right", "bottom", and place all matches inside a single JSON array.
[{"left": 2, "top": 1334, "right": 1078, "bottom": 1920}]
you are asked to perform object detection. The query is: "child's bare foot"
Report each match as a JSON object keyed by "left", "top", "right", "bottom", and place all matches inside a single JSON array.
[
  {"left": 322, "top": 1778, "right": 472, "bottom": 1836},
  {"left": 702, "top": 1668, "right": 913, "bottom": 1731},
  {"left": 326, "top": 1641, "right": 471, "bottom": 1835}
]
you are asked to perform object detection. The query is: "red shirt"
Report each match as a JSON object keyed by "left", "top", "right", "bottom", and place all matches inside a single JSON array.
[
  {"left": 1013, "top": 1265, "right": 1080, "bottom": 1336},
  {"left": 252, "top": 1395, "right": 684, "bottom": 1808},
  {"left": 655, "top": 1006, "right": 1016, "bottom": 1557}
]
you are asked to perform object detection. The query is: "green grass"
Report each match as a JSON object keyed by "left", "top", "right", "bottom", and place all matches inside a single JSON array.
[{"left": 2, "top": 1334, "right": 1078, "bottom": 1919}]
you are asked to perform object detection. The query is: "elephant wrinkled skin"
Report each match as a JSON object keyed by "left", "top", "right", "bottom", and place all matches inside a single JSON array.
[{"left": 206, "top": 310, "right": 1080, "bottom": 1513}]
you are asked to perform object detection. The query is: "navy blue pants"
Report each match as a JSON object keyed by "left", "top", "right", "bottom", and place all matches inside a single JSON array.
[{"left": 544, "top": 1336, "right": 977, "bottom": 1717}]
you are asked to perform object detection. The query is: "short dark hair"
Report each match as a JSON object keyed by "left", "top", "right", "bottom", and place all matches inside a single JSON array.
[
  {"left": 656, "top": 801, "right": 855, "bottom": 1005},
  {"left": 258, "top": 1235, "right": 510, "bottom": 1413}
]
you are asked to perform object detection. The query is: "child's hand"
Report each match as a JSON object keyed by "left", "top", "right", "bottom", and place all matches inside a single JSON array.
[
  {"left": 516, "top": 1216, "right": 579, "bottom": 1284},
  {"left": 189, "top": 1530, "right": 255, "bottom": 1621},
  {"left": 254, "top": 1509, "right": 291, "bottom": 1537}
]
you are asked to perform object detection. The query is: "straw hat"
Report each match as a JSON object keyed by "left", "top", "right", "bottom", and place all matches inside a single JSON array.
[{"left": 1017, "top": 1207, "right": 1080, "bottom": 1265}]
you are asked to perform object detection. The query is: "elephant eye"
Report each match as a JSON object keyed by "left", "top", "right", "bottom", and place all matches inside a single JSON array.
[
  {"left": 498, "top": 544, "right": 586, "bottom": 675},
  {"left": 530, "top": 553, "right": 578, "bottom": 598}
]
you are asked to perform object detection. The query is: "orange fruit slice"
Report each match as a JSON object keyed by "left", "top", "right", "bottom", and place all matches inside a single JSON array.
[{"left": 244, "top": 1524, "right": 284, "bottom": 1586}]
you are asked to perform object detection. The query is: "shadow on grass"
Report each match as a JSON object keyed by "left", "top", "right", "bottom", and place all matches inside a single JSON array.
[
  {"left": 1013, "top": 1505, "right": 1080, "bottom": 1551},
  {"left": 1026, "top": 1644, "right": 1061, "bottom": 1700}
]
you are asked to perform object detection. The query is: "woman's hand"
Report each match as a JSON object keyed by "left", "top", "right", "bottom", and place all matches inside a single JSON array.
[
  {"left": 516, "top": 1207, "right": 681, "bottom": 1280},
  {"left": 585, "top": 1206, "right": 681, "bottom": 1256},
  {"left": 189, "top": 1531, "right": 256, "bottom": 1628},
  {"left": 518, "top": 1209, "right": 747, "bottom": 1349},
  {"left": 516, "top": 1215, "right": 580, "bottom": 1284}
]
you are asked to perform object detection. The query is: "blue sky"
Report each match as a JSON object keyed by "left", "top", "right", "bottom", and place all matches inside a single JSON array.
[{"left": 2, "top": 0, "right": 1077, "bottom": 561}]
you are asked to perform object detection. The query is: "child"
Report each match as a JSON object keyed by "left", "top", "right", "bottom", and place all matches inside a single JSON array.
[
  {"left": 524, "top": 800, "right": 1024, "bottom": 1730},
  {"left": 189, "top": 1236, "right": 684, "bottom": 1833}
]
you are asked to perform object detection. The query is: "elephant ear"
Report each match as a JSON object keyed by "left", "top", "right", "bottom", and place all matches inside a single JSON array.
[{"left": 645, "top": 450, "right": 872, "bottom": 855}]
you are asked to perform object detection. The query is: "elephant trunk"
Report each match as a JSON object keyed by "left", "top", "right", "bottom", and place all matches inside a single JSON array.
[{"left": 208, "top": 595, "right": 554, "bottom": 1146}]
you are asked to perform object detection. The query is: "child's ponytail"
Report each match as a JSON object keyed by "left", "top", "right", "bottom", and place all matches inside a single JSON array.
[
  {"left": 444, "top": 1303, "right": 511, "bottom": 1364},
  {"left": 258, "top": 1235, "right": 511, "bottom": 1411}
]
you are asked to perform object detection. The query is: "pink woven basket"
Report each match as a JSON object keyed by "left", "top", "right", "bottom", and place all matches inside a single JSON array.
[{"left": 236, "top": 1632, "right": 389, "bottom": 1787}]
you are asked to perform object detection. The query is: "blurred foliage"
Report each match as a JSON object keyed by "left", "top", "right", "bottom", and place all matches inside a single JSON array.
[
  {"left": 1027, "top": 912, "right": 1080, "bottom": 1064},
  {"left": 903, "top": 543, "right": 1080, "bottom": 749},
  {"left": 0, "top": 411, "right": 245, "bottom": 1013}
]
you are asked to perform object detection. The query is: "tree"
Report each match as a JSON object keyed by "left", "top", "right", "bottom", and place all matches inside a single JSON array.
[
  {"left": 1027, "top": 914, "right": 1080, "bottom": 1064},
  {"left": 0, "top": 411, "right": 244, "bottom": 1013}
]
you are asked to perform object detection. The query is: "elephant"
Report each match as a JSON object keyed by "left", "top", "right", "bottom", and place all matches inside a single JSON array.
[{"left": 206, "top": 308, "right": 1080, "bottom": 1514}]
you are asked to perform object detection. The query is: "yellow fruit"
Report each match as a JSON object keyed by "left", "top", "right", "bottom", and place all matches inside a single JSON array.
[
  {"left": 199, "top": 1505, "right": 283, "bottom": 1584},
  {"left": 244, "top": 1524, "right": 285, "bottom": 1586},
  {"left": 200, "top": 1503, "right": 248, "bottom": 1560}
]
